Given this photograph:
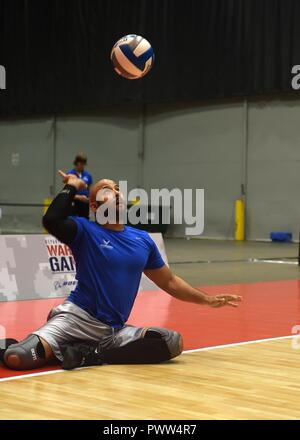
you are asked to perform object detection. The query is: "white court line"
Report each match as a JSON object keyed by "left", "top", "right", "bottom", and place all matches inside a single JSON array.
[
  {"left": 0, "top": 367, "right": 66, "bottom": 382},
  {"left": 0, "top": 334, "right": 297, "bottom": 383},
  {"left": 182, "top": 334, "right": 296, "bottom": 353},
  {"left": 252, "top": 259, "right": 298, "bottom": 265}
]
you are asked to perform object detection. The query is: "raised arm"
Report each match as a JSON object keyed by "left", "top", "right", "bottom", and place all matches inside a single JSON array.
[
  {"left": 144, "top": 265, "right": 242, "bottom": 308},
  {"left": 42, "top": 171, "right": 87, "bottom": 244}
]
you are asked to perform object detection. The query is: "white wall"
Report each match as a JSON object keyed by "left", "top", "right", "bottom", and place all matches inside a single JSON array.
[
  {"left": 143, "top": 101, "right": 245, "bottom": 237},
  {"left": 55, "top": 109, "right": 140, "bottom": 192},
  {"left": 247, "top": 98, "right": 300, "bottom": 240},
  {"left": 0, "top": 119, "right": 54, "bottom": 232}
]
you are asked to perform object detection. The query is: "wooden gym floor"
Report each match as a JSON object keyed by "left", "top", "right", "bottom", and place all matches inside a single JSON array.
[{"left": 0, "top": 239, "right": 300, "bottom": 419}]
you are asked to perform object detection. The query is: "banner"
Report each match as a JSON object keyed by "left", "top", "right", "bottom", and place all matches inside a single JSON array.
[{"left": 0, "top": 233, "right": 168, "bottom": 302}]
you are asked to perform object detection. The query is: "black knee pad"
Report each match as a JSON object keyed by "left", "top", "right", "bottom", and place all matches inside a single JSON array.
[
  {"left": 4, "top": 334, "right": 46, "bottom": 370},
  {"left": 144, "top": 327, "right": 183, "bottom": 359},
  {"left": 63, "top": 337, "right": 173, "bottom": 369},
  {"left": 62, "top": 329, "right": 183, "bottom": 370}
]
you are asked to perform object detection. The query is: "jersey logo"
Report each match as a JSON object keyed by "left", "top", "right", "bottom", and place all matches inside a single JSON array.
[{"left": 100, "top": 239, "right": 113, "bottom": 250}]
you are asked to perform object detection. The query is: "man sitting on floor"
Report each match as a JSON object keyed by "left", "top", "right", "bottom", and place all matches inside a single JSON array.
[{"left": 0, "top": 172, "right": 241, "bottom": 370}]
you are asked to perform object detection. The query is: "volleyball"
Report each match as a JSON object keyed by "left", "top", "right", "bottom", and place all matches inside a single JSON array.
[{"left": 110, "top": 34, "right": 154, "bottom": 80}]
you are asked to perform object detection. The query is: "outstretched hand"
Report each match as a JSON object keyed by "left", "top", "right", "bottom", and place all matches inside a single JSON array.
[
  {"left": 207, "top": 294, "right": 242, "bottom": 308},
  {"left": 58, "top": 170, "right": 87, "bottom": 191}
]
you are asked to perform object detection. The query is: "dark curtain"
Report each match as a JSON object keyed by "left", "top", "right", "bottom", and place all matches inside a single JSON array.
[{"left": 0, "top": 0, "right": 300, "bottom": 117}]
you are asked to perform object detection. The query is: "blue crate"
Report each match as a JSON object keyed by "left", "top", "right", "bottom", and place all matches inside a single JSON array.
[{"left": 270, "top": 232, "right": 292, "bottom": 242}]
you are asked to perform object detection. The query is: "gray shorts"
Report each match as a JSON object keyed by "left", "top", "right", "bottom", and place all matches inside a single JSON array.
[{"left": 33, "top": 301, "right": 146, "bottom": 361}]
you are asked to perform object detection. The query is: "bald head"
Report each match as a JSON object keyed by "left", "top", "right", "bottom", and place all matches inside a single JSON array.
[
  {"left": 89, "top": 178, "right": 125, "bottom": 227},
  {"left": 90, "top": 179, "right": 117, "bottom": 203}
]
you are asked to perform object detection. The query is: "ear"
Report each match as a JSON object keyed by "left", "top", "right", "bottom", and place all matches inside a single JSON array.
[{"left": 90, "top": 202, "right": 98, "bottom": 213}]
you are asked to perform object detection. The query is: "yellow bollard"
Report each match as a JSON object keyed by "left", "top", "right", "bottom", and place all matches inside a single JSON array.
[
  {"left": 43, "top": 198, "right": 52, "bottom": 216},
  {"left": 43, "top": 198, "right": 52, "bottom": 233},
  {"left": 235, "top": 199, "right": 245, "bottom": 241},
  {"left": 130, "top": 198, "right": 140, "bottom": 205}
]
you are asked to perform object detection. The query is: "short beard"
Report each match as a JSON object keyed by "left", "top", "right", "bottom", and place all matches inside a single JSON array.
[{"left": 95, "top": 204, "right": 125, "bottom": 225}]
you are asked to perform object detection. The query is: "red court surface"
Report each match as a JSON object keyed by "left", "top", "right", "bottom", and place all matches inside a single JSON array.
[{"left": 1, "top": 279, "right": 300, "bottom": 379}]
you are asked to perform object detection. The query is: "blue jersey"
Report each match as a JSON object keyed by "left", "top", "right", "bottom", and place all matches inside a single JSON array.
[
  {"left": 67, "top": 169, "right": 93, "bottom": 196},
  {"left": 67, "top": 217, "right": 165, "bottom": 328}
]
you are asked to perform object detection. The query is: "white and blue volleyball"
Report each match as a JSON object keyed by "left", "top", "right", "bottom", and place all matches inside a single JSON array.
[{"left": 111, "top": 34, "right": 154, "bottom": 79}]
